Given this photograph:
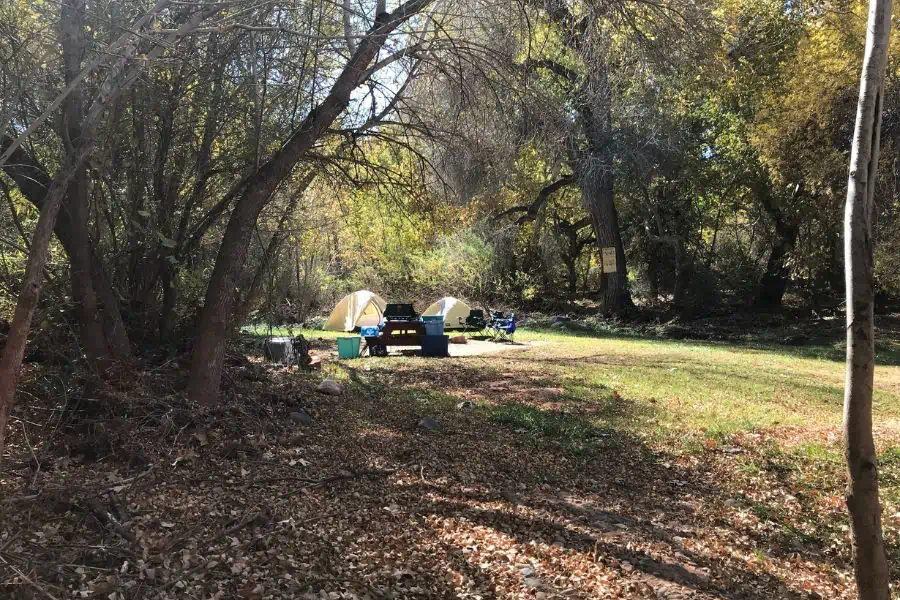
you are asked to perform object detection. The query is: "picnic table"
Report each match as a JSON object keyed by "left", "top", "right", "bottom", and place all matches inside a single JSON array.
[{"left": 365, "top": 321, "right": 425, "bottom": 356}]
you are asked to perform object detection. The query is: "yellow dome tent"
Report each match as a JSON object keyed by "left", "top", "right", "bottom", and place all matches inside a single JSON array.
[
  {"left": 324, "top": 290, "right": 387, "bottom": 331},
  {"left": 422, "top": 297, "right": 471, "bottom": 330}
]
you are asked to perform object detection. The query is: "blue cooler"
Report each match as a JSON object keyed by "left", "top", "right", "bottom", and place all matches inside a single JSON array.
[
  {"left": 421, "top": 335, "right": 449, "bottom": 357},
  {"left": 421, "top": 315, "right": 445, "bottom": 336}
]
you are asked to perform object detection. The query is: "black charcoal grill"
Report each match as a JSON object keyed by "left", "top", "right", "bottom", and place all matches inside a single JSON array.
[{"left": 383, "top": 303, "right": 419, "bottom": 322}]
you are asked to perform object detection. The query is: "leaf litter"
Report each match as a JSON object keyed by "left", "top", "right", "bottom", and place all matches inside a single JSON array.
[{"left": 0, "top": 346, "right": 896, "bottom": 599}]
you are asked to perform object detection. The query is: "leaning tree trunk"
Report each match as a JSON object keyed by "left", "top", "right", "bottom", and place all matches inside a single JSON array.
[
  {"left": 0, "top": 1, "right": 222, "bottom": 460},
  {"left": 843, "top": 0, "right": 892, "bottom": 596},
  {"left": 0, "top": 135, "right": 131, "bottom": 358},
  {"left": 188, "top": 1, "right": 430, "bottom": 405}
]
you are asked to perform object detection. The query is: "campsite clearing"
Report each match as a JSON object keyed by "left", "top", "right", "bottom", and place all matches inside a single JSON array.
[{"left": 2, "top": 326, "right": 899, "bottom": 598}]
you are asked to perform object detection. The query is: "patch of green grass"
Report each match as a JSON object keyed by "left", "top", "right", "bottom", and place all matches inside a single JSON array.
[
  {"left": 241, "top": 324, "right": 343, "bottom": 339},
  {"left": 751, "top": 502, "right": 773, "bottom": 522},
  {"left": 513, "top": 326, "right": 900, "bottom": 433},
  {"left": 490, "top": 404, "right": 602, "bottom": 455}
]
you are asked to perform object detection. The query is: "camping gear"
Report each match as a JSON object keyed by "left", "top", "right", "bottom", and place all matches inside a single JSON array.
[
  {"left": 464, "top": 309, "right": 487, "bottom": 332},
  {"left": 383, "top": 303, "right": 419, "bottom": 322},
  {"left": 366, "top": 323, "right": 426, "bottom": 356},
  {"left": 422, "top": 297, "right": 471, "bottom": 330},
  {"left": 336, "top": 336, "right": 362, "bottom": 359},
  {"left": 263, "top": 337, "right": 295, "bottom": 365},
  {"left": 488, "top": 313, "right": 517, "bottom": 342},
  {"left": 360, "top": 326, "right": 379, "bottom": 337},
  {"left": 421, "top": 315, "right": 445, "bottom": 336},
  {"left": 421, "top": 335, "right": 449, "bottom": 357},
  {"left": 263, "top": 335, "right": 311, "bottom": 367},
  {"left": 324, "top": 290, "right": 387, "bottom": 331}
]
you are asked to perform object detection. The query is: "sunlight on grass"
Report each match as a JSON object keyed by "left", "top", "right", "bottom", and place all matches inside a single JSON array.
[{"left": 513, "top": 327, "right": 900, "bottom": 435}]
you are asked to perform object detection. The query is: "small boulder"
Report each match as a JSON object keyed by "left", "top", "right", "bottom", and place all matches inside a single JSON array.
[
  {"left": 550, "top": 321, "right": 567, "bottom": 330},
  {"left": 418, "top": 416, "right": 441, "bottom": 431},
  {"left": 316, "top": 379, "right": 343, "bottom": 395},
  {"left": 450, "top": 335, "right": 467, "bottom": 344},
  {"left": 289, "top": 411, "right": 314, "bottom": 426},
  {"left": 456, "top": 400, "right": 475, "bottom": 410}
]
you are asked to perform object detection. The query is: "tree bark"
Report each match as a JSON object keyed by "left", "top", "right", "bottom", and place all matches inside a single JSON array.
[
  {"left": 576, "top": 64, "right": 630, "bottom": 313},
  {"left": 0, "top": 2, "right": 221, "bottom": 459},
  {"left": 581, "top": 163, "right": 630, "bottom": 312},
  {"left": 0, "top": 135, "right": 131, "bottom": 358},
  {"left": 188, "top": 0, "right": 431, "bottom": 405},
  {"left": 843, "top": 0, "right": 892, "bottom": 596},
  {"left": 756, "top": 182, "right": 803, "bottom": 310},
  {"left": 61, "top": 0, "right": 112, "bottom": 364},
  {"left": 232, "top": 171, "right": 315, "bottom": 327}
]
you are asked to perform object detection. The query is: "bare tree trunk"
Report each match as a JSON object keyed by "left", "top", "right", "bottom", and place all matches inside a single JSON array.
[
  {"left": 582, "top": 165, "right": 630, "bottom": 312},
  {"left": 61, "top": 0, "right": 111, "bottom": 364},
  {"left": 0, "top": 174, "right": 72, "bottom": 463},
  {"left": 843, "top": 0, "right": 892, "bottom": 596},
  {"left": 0, "top": 2, "right": 222, "bottom": 459},
  {"left": 577, "top": 65, "right": 630, "bottom": 313}
]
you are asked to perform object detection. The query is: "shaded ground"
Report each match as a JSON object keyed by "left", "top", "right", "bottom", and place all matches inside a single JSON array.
[{"left": 1, "top": 329, "right": 898, "bottom": 599}]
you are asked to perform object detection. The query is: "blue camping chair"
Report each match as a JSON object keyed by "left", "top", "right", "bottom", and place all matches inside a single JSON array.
[{"left": 488, "top": 312, "right": 517, "bottom": 342}]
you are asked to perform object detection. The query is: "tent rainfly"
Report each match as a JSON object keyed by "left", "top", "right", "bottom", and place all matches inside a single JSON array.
[
  {"left": 324, "top": 290, "right": 387, "bottom": 331},
  {"left": 422, "top": 297, "right": 471, "bottom": 330}
]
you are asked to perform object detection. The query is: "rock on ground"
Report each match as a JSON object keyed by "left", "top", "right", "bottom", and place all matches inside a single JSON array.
[
  {"left": 289, "top": 410, "right": 314, "bottom": 426},
  {"left": 316, "top": 379, "right": 343, "bottom": 395}
]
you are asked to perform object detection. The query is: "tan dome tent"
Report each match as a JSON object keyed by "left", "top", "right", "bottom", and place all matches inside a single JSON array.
[
  {"left": 422, "top": 297, "right": 471, "bottom": 330},
  {"left": 324, "top": 290, "right": 387, "bottom": 331}
]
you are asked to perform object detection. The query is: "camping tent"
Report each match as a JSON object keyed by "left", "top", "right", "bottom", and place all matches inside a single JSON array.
[
  {"left": 422, "top": 297, "right": 471, "bottom": 330},
  {"left": 324, "top": 290, "right": 387, "bottom": 331}
]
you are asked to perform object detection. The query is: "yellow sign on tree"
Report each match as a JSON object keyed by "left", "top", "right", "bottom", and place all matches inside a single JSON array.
[{"left": 602, "top": 247, "right": 617, "bottom": 273}]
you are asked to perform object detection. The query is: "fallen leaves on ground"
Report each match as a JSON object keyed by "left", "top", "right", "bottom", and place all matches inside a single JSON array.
[{"left": 0, "top": 344, "right": 895, "bottom": 599}]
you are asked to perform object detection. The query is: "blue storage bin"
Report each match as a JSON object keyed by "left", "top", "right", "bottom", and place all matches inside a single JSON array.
[
  {"left": 421, "top": 316, "right": 445, "bottom": 336},
  {"left": 421, "top": 335, "right": 449, "bottom": 357}
]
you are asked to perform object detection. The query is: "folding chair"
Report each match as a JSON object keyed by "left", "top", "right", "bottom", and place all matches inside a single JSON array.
[
  {"left": 488, "top": 313, "right": 516, "bottom": 342},
  {"left": 464, "top": 309, "right": 487, "bottom": 336}
]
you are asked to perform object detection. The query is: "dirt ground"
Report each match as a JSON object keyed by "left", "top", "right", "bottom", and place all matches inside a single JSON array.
[{"left": 0, "top": 332, "right": 895, "bottom": 599}]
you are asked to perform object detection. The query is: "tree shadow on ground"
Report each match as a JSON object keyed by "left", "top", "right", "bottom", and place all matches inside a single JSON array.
[
  {"left": 325, "top": 360, "right": 851, "bottom": 598},
  {"left": 1, "top": 354, "right": 870, "bottom": 599}
]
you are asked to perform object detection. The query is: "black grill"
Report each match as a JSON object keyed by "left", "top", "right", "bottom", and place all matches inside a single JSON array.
[{"left": 383, "top": 303, "right": 418, "bottom": 322}]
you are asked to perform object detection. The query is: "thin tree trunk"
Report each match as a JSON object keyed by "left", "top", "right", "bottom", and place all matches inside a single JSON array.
[
  {"left": 843, "top": 0, "right": 892, "bottom": 596},
  {"left": 61, "top": 0, "right": 111, "bottom": 363},
  {"left": 0, "top": 2, "right": 222, "bottom": 459},
  {"left": 0, "top": 135, "right": 131, "bottom": 358},
  {"left": 0, "top": 172, "right": 73, "bottom": 464}
]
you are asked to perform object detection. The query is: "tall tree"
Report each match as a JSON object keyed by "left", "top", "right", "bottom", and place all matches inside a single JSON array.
[
  {"left": 187, "top": 0, "right": 433, "bottom": 405},
  {"left": 842, "top": 0, "right": 892, "bottom": 595}
]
